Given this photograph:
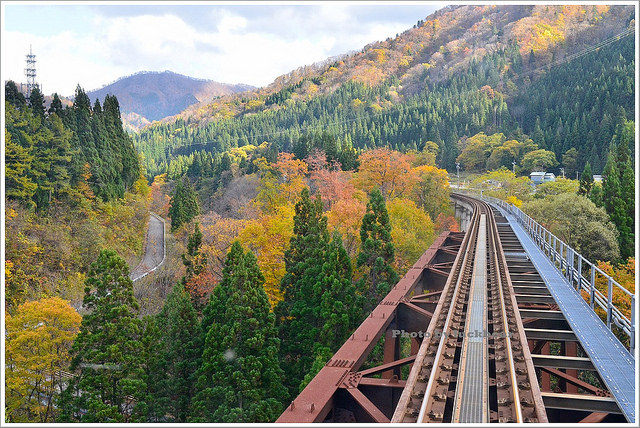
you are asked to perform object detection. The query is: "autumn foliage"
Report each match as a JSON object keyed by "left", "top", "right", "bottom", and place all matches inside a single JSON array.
[{"left": 5, "top": 297, "right": 81, "bottom": 423}]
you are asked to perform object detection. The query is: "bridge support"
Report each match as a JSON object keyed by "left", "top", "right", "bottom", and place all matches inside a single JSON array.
[{"left": 276, "top": 231, "right": 465, "bottom": 423}]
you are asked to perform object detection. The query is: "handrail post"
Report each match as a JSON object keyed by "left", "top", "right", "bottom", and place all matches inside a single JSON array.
[
  {"left": 578, "top": 256, "right": 583, "bottom": 292},
  {"left": 590, "top": 265, "right": 596, "bottom": 309},
  {"left": 606, "top": 277, "right": 613, "bottom": 328},
  {"left": 567, "top": 248, "right": 573, "bottom": 286},
  {"left": 630, "top": 295, "right": 636, "bottom": 355}
]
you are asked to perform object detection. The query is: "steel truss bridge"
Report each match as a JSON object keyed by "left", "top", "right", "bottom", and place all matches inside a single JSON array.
[{"left": 277, "top": 193, "right": 636, "bottom": 424}]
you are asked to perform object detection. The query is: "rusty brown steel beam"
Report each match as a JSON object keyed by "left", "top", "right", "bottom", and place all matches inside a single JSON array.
[
  {"left": 357, "top": 377, "right": 407, "bottom": 388},
  {"left": 400, "top": 301, "right": 434, "bottom": 319},
  {"left": 411, "top": 290, "right": 443, "bottom": 300},
  {"left": 345, "top": 388, "right": 390, "bottom": 423},
  {"left": 539, "top": 367, "right": 610, "bottom": 396},
  {"left": 276, "top": 231, "right": 461, "bottom": 423},
  {"left": 531, "top": 354, "right": 596, "bottom": 371},
  {"left": 540, "top": 392, "right": 622, "bottom": 414},
  {"left": 427, "top": 266, "right": 452, "bottom": 277},
  {"left": 358, "top": 355, "right": 417, "bottom": 377},
  {"left": 579, "top": 412, "right": 609, "bottom": 423}
]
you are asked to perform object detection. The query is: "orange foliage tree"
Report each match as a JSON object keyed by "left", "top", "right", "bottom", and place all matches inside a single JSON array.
[
  {"left": 272, "top": 152, "right": 308, "bottom": 203},
  {"left": 326, "top": 196, "right": 367, "bottom": 259},
  {"left": 306, "top": 150, "right": 356, "bottom": 208},
  {"left": 199, "top": 212, "right": 248, "bottom": 282},
  {"left": 353, "top": 148, "right": 418, "bottom": 199}
]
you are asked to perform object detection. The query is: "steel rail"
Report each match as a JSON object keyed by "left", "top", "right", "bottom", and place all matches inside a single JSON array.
[
  {"left": 487, "top": 202, "right": 523, "bottom": 422},
  {"left": 417, "top": 215, "right": 479, "bottom": 422},
  {"left": 415, "top": 196, "right": 485, "bottom": 422},
  {"left": 396, "top": 194, "right": 547, "bottom": 423},
  {"left": 391, "top": 197, "right": 481, "bottom": 422}
]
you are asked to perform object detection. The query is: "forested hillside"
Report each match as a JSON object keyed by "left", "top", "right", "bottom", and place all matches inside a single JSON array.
[
  {"left": 4, "top": 3, "right": 636, "bottom": 424},
  {"left": 5, "top": 81, "right": 149, "bottom": 307},
  {"left": 133, "top": 4, "right": 635, "bottom": 177}
]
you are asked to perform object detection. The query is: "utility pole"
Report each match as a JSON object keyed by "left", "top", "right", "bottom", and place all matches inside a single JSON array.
[
  {"left": 576, "top": 171, "right": 579, "bottom": 180},
  {"left": 456, "top": 162, "right": 460, "bottom": 189}
]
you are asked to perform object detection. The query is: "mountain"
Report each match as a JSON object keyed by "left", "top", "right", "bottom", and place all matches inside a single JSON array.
[
  {"left": 87, "top": 71, "right": 254, "bottom": 130},
  {"left": 133, "top": 4, "right": 635, "bottom": 176}
]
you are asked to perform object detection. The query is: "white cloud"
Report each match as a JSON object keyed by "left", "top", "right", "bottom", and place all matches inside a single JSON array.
[{"left": 2, "top": 5, "right": 438, "bottom": 96}]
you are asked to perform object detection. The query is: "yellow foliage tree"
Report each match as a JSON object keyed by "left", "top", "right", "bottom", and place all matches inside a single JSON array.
[
  {"left": 387, "top": 198, "right": 435, "bottom": 275},
  {"left": 5, "top": 297, "right": 81, "bottom": 422},
  {"left": 238, "top": 203, "right": 295, "bottom": 307},
  {"left": 412, "top": 165, "right": 451, "bottom": 219}
]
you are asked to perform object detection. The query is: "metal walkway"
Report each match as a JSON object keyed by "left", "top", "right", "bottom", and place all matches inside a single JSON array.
[
  {"left": 454, "top": 215, "right": 488, "bottom": 422},
  {"left": 491, "top": 202, "right": 636, "bottom": 423}
]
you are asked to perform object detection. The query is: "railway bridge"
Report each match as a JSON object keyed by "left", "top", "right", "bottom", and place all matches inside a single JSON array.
[{"left": 276, "top": 193, "right": 636, "bottom": 424}]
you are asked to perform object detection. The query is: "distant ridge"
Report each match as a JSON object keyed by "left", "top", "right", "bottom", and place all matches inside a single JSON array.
[{"left": 87, "top": 70, "right": 254, "bottom": 131}]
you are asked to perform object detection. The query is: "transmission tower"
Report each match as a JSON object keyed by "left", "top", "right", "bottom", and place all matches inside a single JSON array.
[{"left": 25, "top": 45, "right": 37, "bottom": 99}]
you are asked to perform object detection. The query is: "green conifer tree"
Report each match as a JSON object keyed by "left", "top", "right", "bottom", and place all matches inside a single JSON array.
[
  {"left": 27, "top": 86, "right": 45, "bottom": 119},
  {"left": 276, "top": 188, "right": 330, "bottom": 394},
  {"left": 59, "top": 250, "right": 146, "bottom": 422},
  {"left": 602, "top": 146, "right": 627, "bottom": 261},
  {"left": 319, "top": 233, "right": 358, "bottom": 351},
  {"left": 168, "top": 176, "right": 200, "bottom": 231},
  {"left": 191, "top": 242, "right": 287, "bottom": 422},
  {"left": 589, "top": 182, "right": 604, "bottom": 207},
  {"left": 150, "top": 283, "right": 202, "bottom": 422},
  {"left": 578, "top": 162, "right": 593, "bottom": 196},
  {"left": 357, "top": 188, "right": 399, "bottom": 314},
  {"left": 5, "top": 80, "right": 26, "bottom": 108}
]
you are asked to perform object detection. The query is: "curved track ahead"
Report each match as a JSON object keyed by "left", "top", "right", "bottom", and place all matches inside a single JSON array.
[{"left": 392, "top": 194, "right": 547, "bottom": 423}]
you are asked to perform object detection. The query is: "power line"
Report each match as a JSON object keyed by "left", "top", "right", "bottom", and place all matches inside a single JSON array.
[
  {"left": 157, "top": 27, "right": 634, "bottom": 155},
  {"left": 514, "top": 27, "right": 634, "bottom": 79}
]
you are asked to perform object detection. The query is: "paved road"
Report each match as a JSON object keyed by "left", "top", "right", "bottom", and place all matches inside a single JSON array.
[{"left": 130, "top": 213, "right": 166, "bottom": 282}]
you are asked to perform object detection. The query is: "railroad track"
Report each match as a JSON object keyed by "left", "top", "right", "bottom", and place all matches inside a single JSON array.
[{"left": 392, "top": 194, "right": 547, "bottom": 423}]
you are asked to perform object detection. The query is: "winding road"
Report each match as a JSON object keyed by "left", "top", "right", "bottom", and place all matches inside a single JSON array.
[{"left": 130, "top": 212, "right": 166, "bottom": 282}]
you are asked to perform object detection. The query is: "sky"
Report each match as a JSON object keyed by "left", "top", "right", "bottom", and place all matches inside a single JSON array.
[{"left": 2, "top": 1, "right": 445, "bottom": 96}]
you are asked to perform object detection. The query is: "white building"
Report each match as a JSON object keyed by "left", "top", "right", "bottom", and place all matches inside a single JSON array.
[{"left": 530, "top": 171, "right": 556, "bottom": 185}]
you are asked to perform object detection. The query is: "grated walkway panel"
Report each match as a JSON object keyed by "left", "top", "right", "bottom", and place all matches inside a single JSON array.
[
  {"left": 456, "top": 215, "right": 488, "bottom": 422},
  {"left": 491, "top": 203, "right": 636, "bottom": 423}
]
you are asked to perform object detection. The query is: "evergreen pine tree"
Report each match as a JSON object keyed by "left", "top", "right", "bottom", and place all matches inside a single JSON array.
[
  {"left": 27, "top": 86, "right": 45, "bottom": 119},
  {"left": 357, "top": 188, "right": 399, "bottom": 314},
  {"left": 48, "top": 93, "right": 64, "bottom": 116},
  {"left": 578, "top": 162, "right": 593, "bottom": 196},
  {"left": 619, "top": 160, "right": 635, "bottom": 259},
  {"left": 318, "top": 233, "right": 358, "bottom": 351},
  {"left": 589, "top": 182, "right": 604, "bottom": 208},
  {"left": 191, "top": 242, "right": 287, "bottom": 422},
  {"left": 276, "top": 188, "right": 330, "bottom": 395},
  {"left": 59, "top": 250, "right": 146, "bottom": 422},
  {"left": 150, "top": 283, "right": 202, "bottom": 422},
  {"left": 602, "top": 145, "right": 626, "bottom": 261},
  {"left": 168, "top": 176, "right": 200, "bottom": 231},
  {"left": 140, "top": 316, "right": 164, "bottom": 422},
  {"left": 181, "top": 223, "right": 209, "bottom": 310},
  {"left": 5, "top": 80, "right": 26, "bottom": 108}
]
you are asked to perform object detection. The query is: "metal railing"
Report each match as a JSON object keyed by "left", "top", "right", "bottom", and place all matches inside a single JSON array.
[{"left": 475, "top": 194, "right": 635, "bottom": 355}]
